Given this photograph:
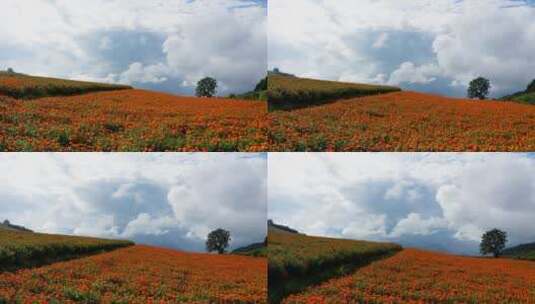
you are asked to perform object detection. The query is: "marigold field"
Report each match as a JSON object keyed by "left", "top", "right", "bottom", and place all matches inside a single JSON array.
[
  {"left": 268, "top": 91, "right": 535, "bottom": 151},
  {"left": 0, "top": 230, "right": 133, "bottom": 270},
  {"left": 0, "top": 89, "right": 267, "bottom": 152},
  {"left": 0, "top": 245, "right": 267, "bottom": 304},
  {"left": 268, "top": 228, "right": 401, "bottom": 303},
  {"left": 283, "top": 248, "right": 535, "bottom": 304}
]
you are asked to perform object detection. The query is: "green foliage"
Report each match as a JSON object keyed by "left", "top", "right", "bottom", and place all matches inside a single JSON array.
[
  {"left": 229, "top": 90, "right": 267, "bottom": 101},
  {"left": 527, "top": 79, "right": 535, "bottom": 93},
  {"left": 206, "top": 228, "right": 231, "bottom": 254},
  {"left": 0, "top": 229, "right": 134, "bottom": 271},
  {"left": 195, "top": 77, "right": 218, "bottom": 98},
  {"left": 254, "top": 77, "right": 268, "bottom": 92},
  {"left": 480, "top": 228, "right": 507, "bottom": 258},
  {"left": 268, "top": 75, "right": 401, "bottom": 111},
  {"left": 467, "top": 77, "right": 491, "bottom": 100},
  {"left": 0, "top": 72, "right": 132, "bottom": 99}
]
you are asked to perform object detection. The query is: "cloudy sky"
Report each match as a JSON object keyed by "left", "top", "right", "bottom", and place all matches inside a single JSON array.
[
  {"left": 0, "top": 0, "right": 266, "bottom": 96},
  {"left": 269, "top": 153, "right": 535, "bottom": 255},
  {"left": 269, "top": 0, "right": 535, "bottom": 98},
  {"left": 0, "top": 153, "right": 267, "bottom": 253}
]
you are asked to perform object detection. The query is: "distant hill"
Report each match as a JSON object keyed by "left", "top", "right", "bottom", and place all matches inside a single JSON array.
[
  {"left": 0, "top": 220, "right": 33, "bottom": 232},
  {"left": 500, "top": 79, "right": 535, "bottom": 105},
  {"left": 0, "top": 71, "right": 132, "bottom": 99},
  {"left": 503, "top": 242, "right": 535, "bottom": 260},
  {"left": 232, "top": 240, "right": 266, "bottom": 257}
]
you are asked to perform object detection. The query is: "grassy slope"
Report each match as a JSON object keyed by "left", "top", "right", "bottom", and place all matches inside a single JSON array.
[
  {"left": 232, "top": 90, "right": 267, "bottom": 101},
  {"left": 509, "top": 92, "right": 535, "bottom": 105},
  {"left": 503, "top": 242, "right": 535, "bottom": 261},
  {"left": 233, "top": 241, "right": 267, "bottom": 257},
  {"left": 268, "top": 227, "right": 401, "bottom": 303},
  {"left": 0, "top": 229, "right": 134, "bottom": 271},
  {"left": 268, "top": 75, "right": 401, "bottom": 110},
  {"left": 0, "top": 72, "right": 132, "bottom": 99}
]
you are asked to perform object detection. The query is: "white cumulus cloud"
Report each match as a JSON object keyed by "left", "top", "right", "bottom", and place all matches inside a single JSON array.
[{"left": 0, "top": 153, "right": 267, "bottom": 252}]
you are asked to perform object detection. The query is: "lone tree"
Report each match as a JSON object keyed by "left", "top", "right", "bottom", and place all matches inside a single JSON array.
[
  {"left": 196, "top": 77, "right": 217, "bottom": 98},
  {"left": 480, "top": 228, "right": 507, "bottom": 258},
  {"left": 206, "top": 228, "right": 231, "bottom": 254},
  {"left": 467, "top": 77, "right": 491, "bottom": 100}
]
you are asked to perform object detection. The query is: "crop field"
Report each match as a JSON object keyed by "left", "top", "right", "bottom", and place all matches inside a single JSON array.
[
  {"left": 0, "top": 72, "right": 131, "bottom": 99},
  {"left": 268, "top": 91, "right": 535, "bottom": 151},
  {"left": 0, "top": 230, "right": 133, "bottom": 270},
  {"left": 0, "top": 245, "right": 267, "bottom": 303},
  {"left": 283, "top": 248, "right": 535, "bottom": 304},
  {"left": 268, "top": 76, "right": 400, "bottom": 110},
  {"left": 268, "top": 229, "right": 401, "bottom": 302},
  {"left": 0, "top": 89, "right": 267, "bottom": 152}
]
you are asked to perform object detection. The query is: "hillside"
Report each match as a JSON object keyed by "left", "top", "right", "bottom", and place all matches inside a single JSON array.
[
  {"left": 503, "top": 242, "right": 535, "bottom": 260},
  {"left": 284, "top": 248, "right": 535, "bottom": 303},
  {"left": 268, "top": 91, "right": 535, "bottom": 151},
  {"left": 0, "top": 229, "right": 133, "bottom": 271},
  {"left": 501, "top": 79, "right": 535, "bottom": 105},
  {"left": 507, "top": 92, "right": 535, "bottom": 105},
  {"left": 233, "top": 240, "right": 267, "bottom": 257},
  {"left": 0, "top": 89, "right": 267, "bottom": 152},
  {"left": 0, "top": 245, "right": 267, "bottom": 303},
  {"left": 230, "top": 76, "right": 268, "bottom": 101},
  {"left": 0, "top": 220, "right": 33, "bottom": 232},
  {"left": 268, "top": 75, "right": 401, "bottom": 110},
  {"left": 0, "top": 72, "right": 131, "bottom": 99},
  {"left": 268, "top": 226, "right": 401, "bottom": 303}
]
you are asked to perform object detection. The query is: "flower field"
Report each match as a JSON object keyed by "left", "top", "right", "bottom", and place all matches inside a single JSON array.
[
  {"left": 268, "top": 228, "right": 401, "bottom": 303},
  {"left": 268, "top": 91, "right": 535, "bottom": 151},
  {"left": 0, "top": 245, "right": 267, "bottom": 303},
  {"left": 0, "top": 89, "right": 267, "bottom": 152},
  {"left": 283, "top": 248, "right": 535, "bottom": 304},
  {"left": 0, "top": 230, "right": 133, "bottom": 271},
  {"left": 0, "top": 72, "right": 131, "bottom": 99},
  {"left": 268, "top": 76, "right": 400, "bottom": 110}
]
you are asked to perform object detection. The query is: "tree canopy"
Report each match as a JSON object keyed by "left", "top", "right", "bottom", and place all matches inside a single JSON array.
[
  {"left": 206, "top": 228, "right": 231, "bottom": 254},
  {"left": 480, "top": 228, "right": 507, "bottom": 258},
  {"left": 467, "top": 77, "right": 491, "bottom": 100},
  {"left": 196, "top": 77, "right": 218, "bottom": 98}
]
